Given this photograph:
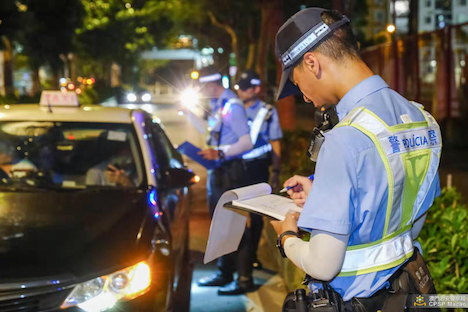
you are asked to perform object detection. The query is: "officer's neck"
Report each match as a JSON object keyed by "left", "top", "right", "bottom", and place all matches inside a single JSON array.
[
  {"left": 243, "top": 97, "right": 259, "bottom": 108},
  {"left": 332, "top": 60, "right": 374, "bottom": 102}
]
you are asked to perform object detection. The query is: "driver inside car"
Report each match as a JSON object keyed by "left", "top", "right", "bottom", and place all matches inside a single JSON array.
[{"left": 85, "top": 135, "right": 136, "bottom": 187}]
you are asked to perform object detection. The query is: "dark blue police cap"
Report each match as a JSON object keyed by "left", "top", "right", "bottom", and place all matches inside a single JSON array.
[
  {"left": 235, "top": 70, "right": 261, "bottom": 91},
  {"left": 275, "top": 8, "right": 350, "bottom": 100}
]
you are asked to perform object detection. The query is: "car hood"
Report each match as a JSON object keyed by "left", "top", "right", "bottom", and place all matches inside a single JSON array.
[{"left": 0, "top": 188, "right": 152, "bottom": 280}]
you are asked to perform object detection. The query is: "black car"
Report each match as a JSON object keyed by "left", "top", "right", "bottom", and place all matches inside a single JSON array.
[{"left": 0, "top": 102, "right": 194, "bottom": 311}]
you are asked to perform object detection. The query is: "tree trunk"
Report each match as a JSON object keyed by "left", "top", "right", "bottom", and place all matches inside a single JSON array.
[
  {"left": 30, "top": 66, "right": 41, "bottom": 96},
  {"left": 208, "top": 11, "right": 239, "bottom": 80},
  {"left": 245, "top": 43, "right": 256, "bottom": 70},
  {"left": 1, "top": 36, "right": 15, "bottom": 97},
  {"left": 269, "top": 0, "right": 296, "bottom": 130},
  {"left": 255, "top": 2, "right": 271, "bottom": 99}
]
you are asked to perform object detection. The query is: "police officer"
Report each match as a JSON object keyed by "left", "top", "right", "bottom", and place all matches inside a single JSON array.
[
  {"left": 187, "top": 66, "right": 256, "bottom": 290},
  {"left": 235, "top": 70, "right": 283, "bottom": 270},
  {"left": 270, "top": 8, "right": 441, "bottom": 311},
  {"left": 185, "top": 66, "right": 253, "bottom": 216}
]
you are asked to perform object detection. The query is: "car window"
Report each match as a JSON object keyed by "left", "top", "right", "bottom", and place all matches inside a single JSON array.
[
  {"left": 0, "top": 121, "right": 144, "bottom": 189},
  {"left": 147, "top": 117, "right": 183, "bottom": 169}
]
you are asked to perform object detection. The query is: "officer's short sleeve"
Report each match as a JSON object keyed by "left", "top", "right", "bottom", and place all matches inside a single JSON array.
[
  {"left": 225, "top": 103, "right": 250, "bottom": 138},
  {"left": 297, "top": 129, "right": 357, "bottom": 235},
  {"left": 268, "top": 108, "right": 283, "bottom": 141}
]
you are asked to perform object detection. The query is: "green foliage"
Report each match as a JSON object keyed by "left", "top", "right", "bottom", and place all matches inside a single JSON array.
[
  {"left": 419, "top": 188, "right": 468, "bottom": 294},
  {"left": 77, "top": 87, "right": 99, "bottom": 105},
  {"left": 279, "top": 129, "right": 315, "bottom": 182}
]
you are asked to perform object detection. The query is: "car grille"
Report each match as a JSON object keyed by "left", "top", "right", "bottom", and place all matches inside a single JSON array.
[
  {"left": 0, "top": 296, "right": 39, "bottom": 312},
  {"left": 0, "top": 289, "right": 71, "bottom": 312}
]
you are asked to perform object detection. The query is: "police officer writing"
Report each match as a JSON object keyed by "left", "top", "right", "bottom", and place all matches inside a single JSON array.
[
  {"left": 235, "top": 70, "right": 283, "bottom": 271},
  {"left": 271, "top": 8, "right": 441, "bottom": 311}
]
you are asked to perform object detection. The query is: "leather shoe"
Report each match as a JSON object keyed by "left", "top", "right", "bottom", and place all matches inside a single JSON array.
[
  {"left": 218, "top": 280, "right": 255, "bottom": 295},
  {"left": 197, "top": 273, "right": 232, "bottom": 287}
]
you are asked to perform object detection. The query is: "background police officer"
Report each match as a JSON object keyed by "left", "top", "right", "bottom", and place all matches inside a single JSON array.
[
  {"left": 235, "top": 70, "right": 283, "bottom": 270},
  {"left": 185, "top": 66, "right": 253, "bottom": 216},
  {"left": 186, "top": 66, "right": 256, "bottom": 290},
  {"left": 270, "top": 8, "right": 441, "bottom": 311}
]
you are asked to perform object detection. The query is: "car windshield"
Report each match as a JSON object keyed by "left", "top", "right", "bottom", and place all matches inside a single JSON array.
[{"left": 0, "top": 121, "right": 144, "bottom": 190}]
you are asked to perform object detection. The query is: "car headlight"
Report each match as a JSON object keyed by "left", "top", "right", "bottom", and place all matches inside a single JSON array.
[
  {"left": 61, "top": 261, "right": 151, "bottom": 311},
  {"left": 180, "top": 88, "right": 199, "bottom": 110},
  {"left": 126, "top": 93, "right": 137, "bottom": 102},
  {"left": 141, "top": 93, "right": 151, "bottom": 102}
]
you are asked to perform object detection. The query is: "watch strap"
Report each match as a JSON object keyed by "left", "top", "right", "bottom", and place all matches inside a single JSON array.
[{"left": 276, "top": 230, "right": 300, "bottom": 258}]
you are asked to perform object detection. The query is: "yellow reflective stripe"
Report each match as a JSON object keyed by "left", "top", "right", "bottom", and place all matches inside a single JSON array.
[
  {"left": 346, "top": 225, "right": 412, "bottom": 251},
  {"left": 411, "top": 101, "right": 431, "bottom": 124},
  {"left": 350, "top": 123, "right": 394, "bottom": 236},
  {"left": 338, "top": 249, "right": 414, "bottom": 277},
  {"left": 400, "top": 149, "right": 431, "bottom": 229},
  {"left": 361, "top": 109, "right": 429, "bottom": 133},
  {"left": 390, "top": 121, "right": 428, "bottom": 132}
]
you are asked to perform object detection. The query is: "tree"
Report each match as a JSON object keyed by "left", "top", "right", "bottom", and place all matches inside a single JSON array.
[
  {"left": 75, "top": 0, "right": 175, "bottom": 86},
  {"left": 20, "top": 0, "right": 84, "bottom": 89},
  {"left": 0, "top": 0, "right": 22, "bottom": 96}
]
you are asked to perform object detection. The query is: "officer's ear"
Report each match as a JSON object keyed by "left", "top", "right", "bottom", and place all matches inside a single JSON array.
[
  {"left": 253, "top": 86, "right": 261, "bottom": 95},
  {"left": 303, "top": 52, "right": 320, "bottom": 78}
]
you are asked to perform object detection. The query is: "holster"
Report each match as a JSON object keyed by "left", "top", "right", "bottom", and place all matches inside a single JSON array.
[
  {"left": 283, "top": 248, "right": 438, "bottom": 312},
  {"left": 353, "top": 247, "right": 438, "bottom": 312}
]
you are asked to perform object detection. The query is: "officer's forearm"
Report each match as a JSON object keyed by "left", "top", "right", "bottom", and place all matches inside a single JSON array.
[
  {"left": 223, "top": 134, "right": 253, "bottom": 157},
  {"left": 186, "top": 111, "right": 208, "bottom": 134},
  {"left": 270, "top": 140, "right": 281, "bottom": 171},
  {"left": 284, "top": 230, "right": 349, "bottom": 281}
]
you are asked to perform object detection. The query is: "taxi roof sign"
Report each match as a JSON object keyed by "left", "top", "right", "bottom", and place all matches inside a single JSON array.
[{"left": 40, "top": 91, "right": 80, "bottom": 107}]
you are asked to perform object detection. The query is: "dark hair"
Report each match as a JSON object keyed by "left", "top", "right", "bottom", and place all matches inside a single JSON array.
[{"left": 295, "top": 10, "right": 360, "bottom": 67}]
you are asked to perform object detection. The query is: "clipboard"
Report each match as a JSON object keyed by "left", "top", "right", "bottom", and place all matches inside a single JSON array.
[
  {"left": 176, "top": 141, "right": 220, "bottom": 169},
  {"left": 224, "top": 202, "right": 281, "bottom": 220}
]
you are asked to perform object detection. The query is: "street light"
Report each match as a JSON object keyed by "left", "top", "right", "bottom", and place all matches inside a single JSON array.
[
  {"left": 190, "top": 71, "right": 199, "bottom": 80},
  {"left": 387, "top": 24, "right": 396, "bottom": 33}
]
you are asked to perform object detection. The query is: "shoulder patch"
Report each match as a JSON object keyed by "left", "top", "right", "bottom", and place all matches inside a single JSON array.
[{"left": 227, "top": 98, "right": 243, "bottom": 106}]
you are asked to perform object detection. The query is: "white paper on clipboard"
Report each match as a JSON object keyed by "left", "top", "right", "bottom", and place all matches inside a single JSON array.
[{"left": 203, "top": 183, "right": 272, "bottom": 264}]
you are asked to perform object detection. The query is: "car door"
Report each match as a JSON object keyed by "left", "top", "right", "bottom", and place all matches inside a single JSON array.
[{"left": 143, "top": 115, "right": 191, "bottom": 291}]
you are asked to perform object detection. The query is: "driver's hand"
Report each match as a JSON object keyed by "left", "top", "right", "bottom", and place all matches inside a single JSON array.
[{"left": 106, "top": 165, "right": 133, "bottom": 186}]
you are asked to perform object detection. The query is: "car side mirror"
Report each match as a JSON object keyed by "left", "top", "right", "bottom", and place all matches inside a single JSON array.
[{"left": 164, "top": 168, "right": 197, "bottom": 189}]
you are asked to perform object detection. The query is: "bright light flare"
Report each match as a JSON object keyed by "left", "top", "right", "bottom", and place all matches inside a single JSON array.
[
  {"left": 142, "top": 93, "right": 151, "bottom": 102},
  {"left": 180, "top": 88, "right": 199, "bottom": 110},
  {"left": 127, "top": 93, "right": 137, "bottom": 102},
  {"left": 387, "top": 24, "right": 396, "bottom": 33}
]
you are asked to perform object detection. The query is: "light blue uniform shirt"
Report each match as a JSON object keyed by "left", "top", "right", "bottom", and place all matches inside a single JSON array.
[
  {"left": 297, "top": 75, "right": 441, "bottom": 301},
  {"left": 207, "top": 89, "right": 250, "bottom": 148},
  {"left": 245, "top": 100, "right": 283, "bottom": 148}
]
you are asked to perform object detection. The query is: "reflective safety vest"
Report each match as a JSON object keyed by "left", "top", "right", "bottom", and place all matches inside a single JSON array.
[
  {"left": 334, "top": 102, "right": 442, "bottom": 277},
  {"left": 206, "top": 98, "right": 244, "bottom": 146},
  {"left": 242, "top": 102, "right": 273, "bottom": 160}
]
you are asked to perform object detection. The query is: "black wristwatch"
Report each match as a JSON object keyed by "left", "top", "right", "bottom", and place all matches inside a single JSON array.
[
  {"left": 218, "top": 150, "right": 225, "bottom": 161},
  {"left": 276, "top": 231, "right": 300, "bottom": 258}
]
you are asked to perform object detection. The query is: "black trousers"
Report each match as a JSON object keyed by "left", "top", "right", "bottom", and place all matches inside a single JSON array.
[
  {"left": 207, "top": 159, "right": 247, "bottom": 217},
  {"left": 217, "top": 157, "right": 271, "bottom": 280}
]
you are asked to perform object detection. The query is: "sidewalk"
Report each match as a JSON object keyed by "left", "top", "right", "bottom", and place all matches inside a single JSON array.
[{"left": 187, "top": 160, "right": 289, "bottom": 312}]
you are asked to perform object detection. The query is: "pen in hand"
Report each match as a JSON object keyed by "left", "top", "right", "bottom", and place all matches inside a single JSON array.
[{"left": 279, "top": 174, "right": 315, "bottom": 193}]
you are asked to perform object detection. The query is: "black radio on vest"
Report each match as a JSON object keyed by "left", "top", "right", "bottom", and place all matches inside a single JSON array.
[{"left": 307, "top": 104, "right": 339, "bottom": 162}]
